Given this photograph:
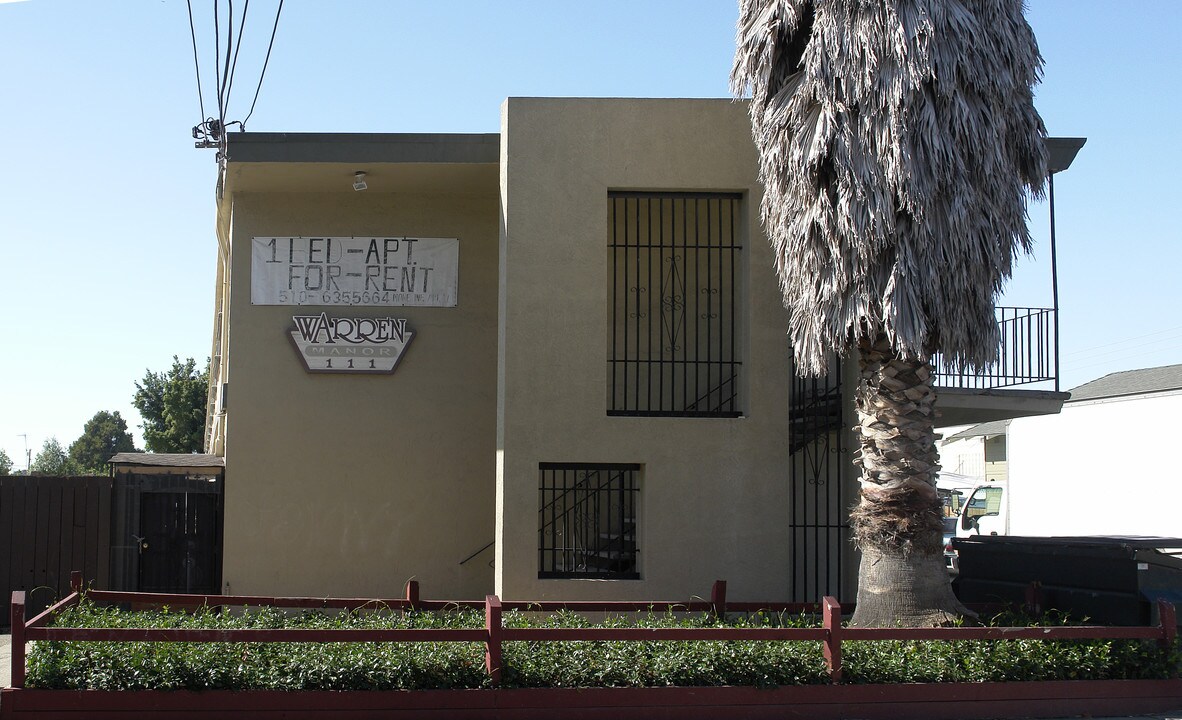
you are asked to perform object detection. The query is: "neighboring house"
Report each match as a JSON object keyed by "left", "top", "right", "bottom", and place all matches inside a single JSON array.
[
  {"left": 203, "top": 97, "right": 1078, "bottom": 603},
  {"left": 937, "top": 419, "right": 1010, "bottom": 485}
]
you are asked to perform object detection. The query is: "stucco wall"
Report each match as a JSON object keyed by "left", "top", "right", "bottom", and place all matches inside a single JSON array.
[
  {"left": 496, "top": 98, "right": 795, "bottom": 601},
  {"left": 222, "top": 183, "right": 498, "bottom": 599}
]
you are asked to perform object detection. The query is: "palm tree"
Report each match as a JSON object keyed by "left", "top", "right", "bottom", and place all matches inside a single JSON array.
[{"left": 732, "top": 0, "right": 1048, "bottom": 626}]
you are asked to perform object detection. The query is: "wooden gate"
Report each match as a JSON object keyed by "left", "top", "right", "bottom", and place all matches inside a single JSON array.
[
  {"left": 137, "top": 491, "right": 221, "bottom": 594},
  {"left": 107, "top": 466, "right": 224, "bottom": 597}
]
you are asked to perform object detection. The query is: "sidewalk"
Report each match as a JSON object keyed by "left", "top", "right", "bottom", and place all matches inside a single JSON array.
[{"left": 1, "top": 634, "right": 9, "bottom": 689}]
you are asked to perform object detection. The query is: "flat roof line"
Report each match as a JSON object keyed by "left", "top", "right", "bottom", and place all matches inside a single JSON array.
[{"left": 225, "top": 132, "right": 500, "bottom": 165}]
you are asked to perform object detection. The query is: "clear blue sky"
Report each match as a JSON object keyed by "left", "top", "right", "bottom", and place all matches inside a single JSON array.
[{"left": 1, "top": 1, "right": 1179, "bottom": 468}]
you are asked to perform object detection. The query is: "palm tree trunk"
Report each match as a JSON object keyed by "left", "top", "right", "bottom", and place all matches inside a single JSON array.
[{"left": 848, "top": 333, "right": 971, "bottom": 627}]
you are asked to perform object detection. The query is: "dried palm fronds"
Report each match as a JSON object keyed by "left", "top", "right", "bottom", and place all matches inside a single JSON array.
[{"left": 731, "top": 0, "right": 1048, "bottom": 377}]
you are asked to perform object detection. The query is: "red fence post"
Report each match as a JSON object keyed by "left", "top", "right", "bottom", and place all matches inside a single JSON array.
[
  {"left": 485, "top": 594, "right": 503, "bottom": 687},
  {"left": 822, "top": 596, "right": 842, "bottom": 683},
  {"left": 71, "top": 570, "right": 83, "bottom": 594},
  {"left": 11, "top": 590, "right": 26, "bottom": 688},
  {"left": 405, "top": 579, "right": 419, "bottom": 609},
  {"left": 1024, "top": 581, "right": 1043, "bottom": 617},
  {"left": 1158, "top": 599, "right": 1177, "bottom": 649},
  {"left": 711, "top": 580, "right": 727, "bottom": 618}
]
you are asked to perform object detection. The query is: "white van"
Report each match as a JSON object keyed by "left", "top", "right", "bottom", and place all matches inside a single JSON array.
[
  {"left": 958, "top": 484, "right": 1007, "bottom": 538},
  {"left": 935, "top": 474, "right": 987, "bottom": 574}
]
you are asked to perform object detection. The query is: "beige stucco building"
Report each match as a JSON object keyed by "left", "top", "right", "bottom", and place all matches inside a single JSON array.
[
  {"left": 210, "top": 130, "right": 500, "bottom": 599},
  {"left": 205, "top": 98, "right": 1071, "bottom": 603}
]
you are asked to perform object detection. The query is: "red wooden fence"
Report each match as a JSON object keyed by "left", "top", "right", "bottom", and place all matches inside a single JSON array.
[{"left": 9, "top": 572, "right": 1177, "bottom": 690}]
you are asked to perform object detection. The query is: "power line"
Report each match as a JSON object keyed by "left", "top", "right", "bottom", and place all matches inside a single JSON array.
[
  {"left": 213, "top": 0, "right": 223, "bottom": 125},
  {"left": 1069, "top": 334, "right": 1182, "bottom": 364},
  {"left": 223, "top": 0, "right": 250, "bottom": 119},
  {"left": 242, "top": 0, "right": 283, "bottom": 129},
  {"left": 1064, "top": 343, "right": 1182, "bottom": 375},
  {"left": 1061, "top": 324, "right": 1182, "bottom": 357},
  {"left": 189, "top": 0, "right": 284, "bottom": 148},
  {"left": 213, "top": 0, "right": 249, "bottom": 143},
  {"left": 186, "top": 1, "right": 208, "bottom": 128}
]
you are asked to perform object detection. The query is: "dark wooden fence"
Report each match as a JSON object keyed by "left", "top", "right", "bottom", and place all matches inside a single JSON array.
[{"left": 0, "top": 476, "right": 111, "bottom": 628}]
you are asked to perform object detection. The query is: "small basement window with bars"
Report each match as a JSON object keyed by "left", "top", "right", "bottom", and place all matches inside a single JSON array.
[
  {"left": 608, "top": 191, "right": 742, "bottom": 417},
  {"left": 538, "top": 462, "right": 639, "bottom": 579}
]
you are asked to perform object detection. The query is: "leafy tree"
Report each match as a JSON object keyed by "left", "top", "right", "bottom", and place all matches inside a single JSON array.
[
  {"left": 30, "top": 438, "right": 83, "bottom": 476},
  {"left": 132, "top": 356, "right": 210, "bottom": 454},
  {"left": 0, "top": 448, "right": 13, "bottom": 475},
  {"left": 68, "top": 410, "right": 138, "bottom": 474},
  {"left": 732, "top": 0, "right": 1046, "bottom": 625}
]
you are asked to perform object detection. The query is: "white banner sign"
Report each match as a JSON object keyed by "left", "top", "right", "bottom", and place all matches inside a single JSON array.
[{"left": 252, "top": 236, "right": 459, "bottom": 307}]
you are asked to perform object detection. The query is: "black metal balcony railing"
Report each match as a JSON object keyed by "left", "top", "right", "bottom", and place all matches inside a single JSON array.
[{"left": 933, "top": 306, "right": 1057, "bottom": 391}]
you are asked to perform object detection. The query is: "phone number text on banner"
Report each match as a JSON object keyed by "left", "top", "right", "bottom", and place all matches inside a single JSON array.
[{"left": 251, "top": 236, "right": 459, "bottom": 307}]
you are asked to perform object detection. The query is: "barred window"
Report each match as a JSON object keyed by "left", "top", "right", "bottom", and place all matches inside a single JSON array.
[
  {"left": 608, "top": 192, "right": 742, "bottom": 417},
  {"left": 538, "top": 463, "right": 639, "bottom": 579}
]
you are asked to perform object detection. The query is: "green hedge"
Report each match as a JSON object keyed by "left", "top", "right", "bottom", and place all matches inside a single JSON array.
[
  {"left": 501, "top": 610, "right": 827, "bottom": 688},
  {"left": 24, "top": 600, "right": 1179, "bottom": 691}
]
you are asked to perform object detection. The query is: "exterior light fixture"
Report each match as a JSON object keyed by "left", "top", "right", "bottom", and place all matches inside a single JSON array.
[{"left": 352, "top": 171, "right": 368, "bottom": 191}]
